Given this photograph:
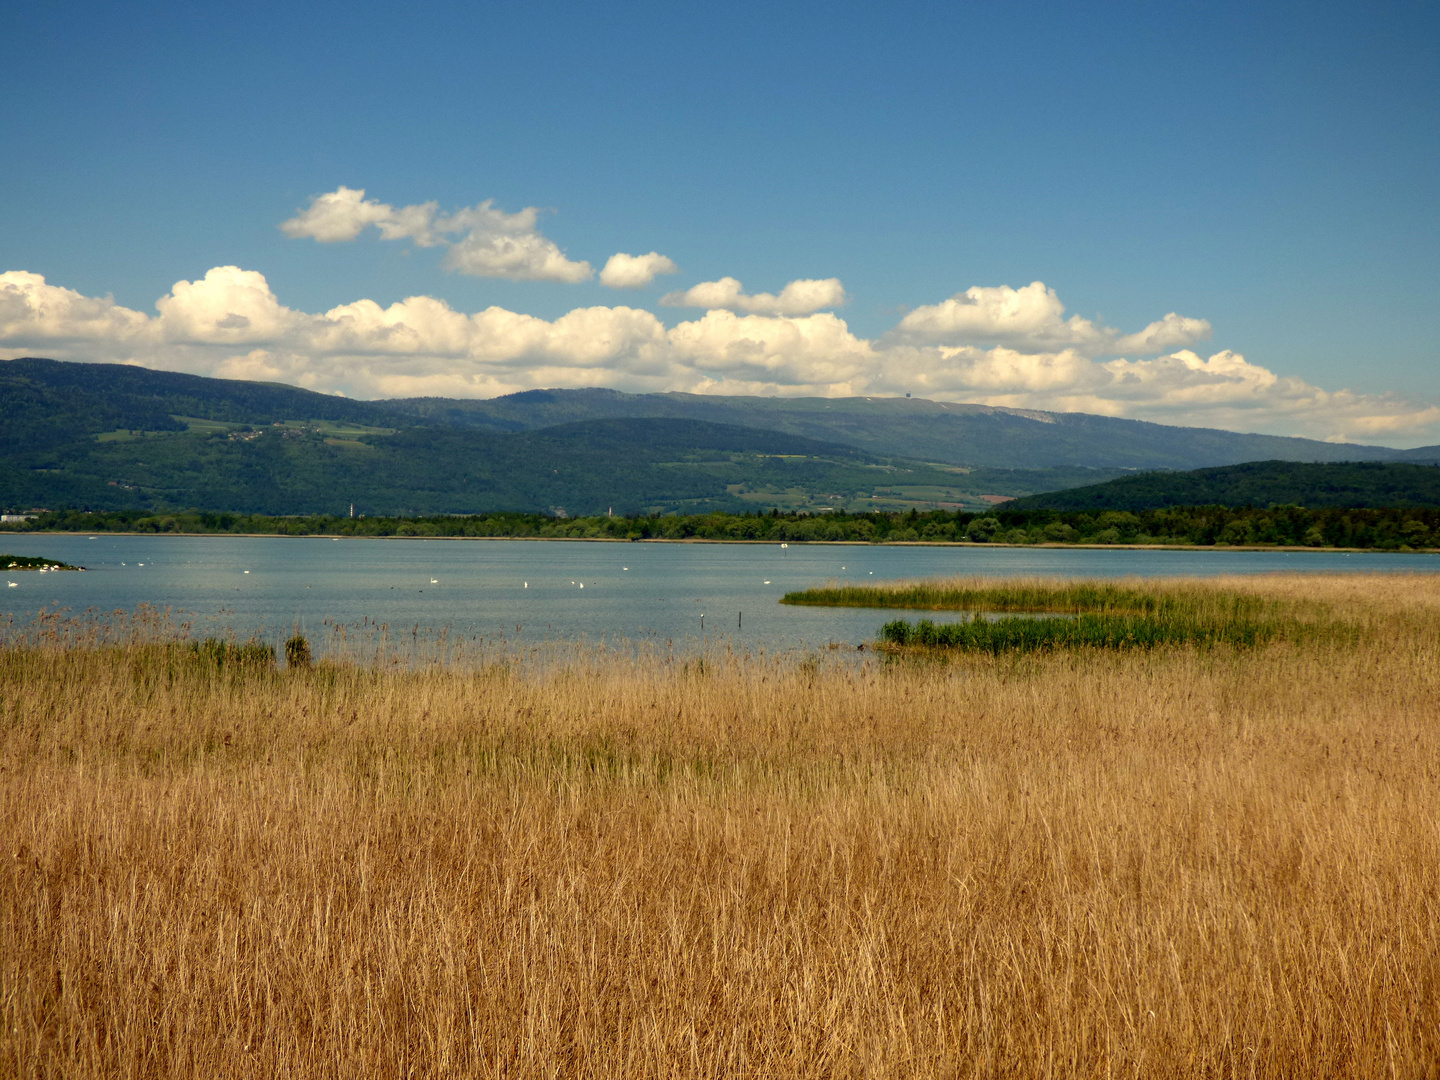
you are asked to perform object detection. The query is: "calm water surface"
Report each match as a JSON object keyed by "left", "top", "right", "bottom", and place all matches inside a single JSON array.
[{"left": 4, "top": 536, "right": 1438, "bottom": 653}]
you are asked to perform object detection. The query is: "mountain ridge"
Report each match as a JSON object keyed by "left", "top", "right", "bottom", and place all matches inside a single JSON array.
[
  {"left": 7, "top": 357, "right": 1434, "bottom": 474},
  {"left": 384, "top": 385, "right": 1435, "bottom": 469}
]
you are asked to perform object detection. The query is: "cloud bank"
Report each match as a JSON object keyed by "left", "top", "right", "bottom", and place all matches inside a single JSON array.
[
  {"left": 890, "top": 281, "right": 1213, "bottom": 356},
  {"left": 3, "top": 267, "right": 1435, "bottom": 444}
]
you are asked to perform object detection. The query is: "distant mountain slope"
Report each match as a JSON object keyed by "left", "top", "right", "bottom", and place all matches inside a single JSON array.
[
  {"left": 1386, "top": 444, "right": 1440, "bottom": 464},
  {"left": 1, "top": 357, "right": 393, "bottom": 439},
  {"left": 1008, "top": 461, "right": 1440, "bottom": 511},
  {"left": 387, "top": 387, "right": 1414, "bottom": 469},
  {"left": 2, "top": 358, "right": 1126, "bottom": 514},
  {"left": 6, "top": 357, "right": 1435, "bottom": 516},
  {"left": 2, "top": 408, "right": 996, "bottom": 516},
  {"left": 6, "top": 358, "right": 1420, "bottom": 473}
]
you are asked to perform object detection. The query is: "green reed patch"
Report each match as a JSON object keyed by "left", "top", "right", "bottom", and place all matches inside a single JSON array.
[
  {"left": 878, "top": 612, "right": 1280, "bottom": 653},
  {"left": 190, "top": 637, "right": 276, "bottom": 670},
  {"left": 783, "top": 580, "right": 1263, "bottom": 617},
  {"left": 789, "top": 576, "right": 1342, "bottom": 653}
]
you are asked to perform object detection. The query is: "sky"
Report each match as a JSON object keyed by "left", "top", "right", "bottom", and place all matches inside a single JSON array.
[{"left": 2, "top": 0, "right": 1438, "bottom": 445}]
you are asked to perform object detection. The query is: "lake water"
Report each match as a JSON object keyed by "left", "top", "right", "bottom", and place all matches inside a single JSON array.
[{"left": 4, "top": 536, "right": 1439, "bottom": 654}]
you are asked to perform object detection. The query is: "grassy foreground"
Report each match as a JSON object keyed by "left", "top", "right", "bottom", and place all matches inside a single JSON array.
[{"left": 3, "top": 575, "right": 1440, "bottom": 1077}]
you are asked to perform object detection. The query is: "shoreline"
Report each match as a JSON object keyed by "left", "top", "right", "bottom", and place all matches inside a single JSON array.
[{"left": 5, "top": 530, "right": 1435, "bottom": 555}]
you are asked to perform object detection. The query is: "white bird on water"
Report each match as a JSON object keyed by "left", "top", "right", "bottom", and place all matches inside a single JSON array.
[
  {"left": 6, "top": 581, "right": 16, "bottom": 588},
  {"left": 430, "top": 578, "right": 438, "bottom": 584},
  {"left": 524, "top": 582, "right": 528, "bottom": 588}
]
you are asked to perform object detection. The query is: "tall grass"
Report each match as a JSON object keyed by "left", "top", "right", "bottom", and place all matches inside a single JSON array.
[{"left": 3, "top": 574, "right": 1440, "bottom": 1076}]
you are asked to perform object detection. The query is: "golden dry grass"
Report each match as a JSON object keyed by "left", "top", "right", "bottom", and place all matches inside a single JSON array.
[{"left": 3, "top": 573, "right": 1439, "bottom": 1077}]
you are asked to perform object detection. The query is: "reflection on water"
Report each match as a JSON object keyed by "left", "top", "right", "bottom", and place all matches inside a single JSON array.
[{"left": 3, "top": 535, "right": 1437, "bottom": 654}]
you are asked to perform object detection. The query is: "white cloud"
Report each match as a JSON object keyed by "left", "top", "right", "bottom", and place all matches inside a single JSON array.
[
  {"left": 281, "top": 187, "right": 593, "bottom": 283},
  {"left": 667, "top": 310, "right": 878, "bottom": 394},
  {"left": 3, "top": 267, "right": 1437, "bottom": 445},
  {"left": 0, "top": 270, "right": 153, "bottom": 345},
  {"left": 1114, "top": 312, "right": 1214, "bottom": 355},
  {"left": 660, "top": 276, "right": 848, "bottom": 316},
  {"left": 155, "top": 266, "right": 302, "bottom": 344},
  {"left": 891, "top": 281, "right": 1212, "bottom": 356},
  {"left": 278, "top": 186, "right": 417, "bottom": 243},
  {"left": 599, "top": 252, "right": 680, "bottom": 289}
]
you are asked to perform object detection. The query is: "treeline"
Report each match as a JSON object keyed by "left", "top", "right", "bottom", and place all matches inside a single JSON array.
[{"left": 7, "top": 504, "right": 1440, "bottom": 550}]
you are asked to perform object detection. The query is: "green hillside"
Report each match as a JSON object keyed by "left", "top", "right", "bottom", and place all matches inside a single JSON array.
[
  {"left": 9, "top": 357, "right": 1429, "bottom": 472},
  {"left": 4, "top": 412, "right": 979, "bottom": 517},
  {"left": 7, "top": 357, "right": 1436, "bottom": 517},
  {"left": 1009, "top": 461, "right": 1440, "bottom": 511},
  {"left": 0, "top": 358, "right": 1123, "bottom": 514}
]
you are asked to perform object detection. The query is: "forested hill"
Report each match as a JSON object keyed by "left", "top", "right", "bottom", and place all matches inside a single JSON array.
[
  {"left": 2, "top": 357, "right": 396, "bottom": 453},
  {"left": 9, "top": 356, "right": 1440, "bottom": 516},
  {"left": 0, "top": 409, "right": 975, "bottom": 518},
  {"left": 5, "top": 357, "right": 1140, "bottom": 515},
  {"left": 7, "top": 357, "right": 1432, "bottom": 472},
  {"left": 1008, "top": 461, "right": 1440, "bottom": 511}
]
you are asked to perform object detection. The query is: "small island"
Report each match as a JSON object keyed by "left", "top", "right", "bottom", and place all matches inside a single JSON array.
[{"left": 3, "top": 554, "right": 83, "bottom": 571}]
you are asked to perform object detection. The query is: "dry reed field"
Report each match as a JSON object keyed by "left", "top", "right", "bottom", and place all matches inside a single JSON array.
[{"left": 3, "top": 574, "right": 1440, "bottom": 1077}]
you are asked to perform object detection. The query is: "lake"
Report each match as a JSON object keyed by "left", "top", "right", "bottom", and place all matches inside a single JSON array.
[{"left": 4, "top": 536, "right": 1439, "bottom": 654}]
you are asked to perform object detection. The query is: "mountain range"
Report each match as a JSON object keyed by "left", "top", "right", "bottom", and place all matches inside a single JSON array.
[
  {"left": 5, "top": 356, "right": 1437, "bottom": 516},
  {"left": 390, "top": 387, "right": 1440, "bottom": 471}
]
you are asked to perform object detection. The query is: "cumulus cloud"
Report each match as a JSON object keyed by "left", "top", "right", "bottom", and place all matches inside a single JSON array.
[
  {"left": 280, "top": 187, "right": 593, "bottom": 283},
  {"left": 0, "top": 270, "right": 152, "bottom": 344},
  {"left": 660, "top": 276, "right": 848, "bottom": 316},
  {"left": 3, "top": 268, "right": 1436, "bottom": 445},
  {"left": 1113, "top": 312, "right": 1214, "bottom": 355},
  {"left": 155, "top": 266, "right": 302, "bottom": 344},
  {"left": 278, "top": 186, "right": 421, "bottom": 243},
  {"left": 890, "top": 281, "right": 1212, "bottom": 356},
  {"left": 598, "top": 252, "right": 680, "bottom": 289}
]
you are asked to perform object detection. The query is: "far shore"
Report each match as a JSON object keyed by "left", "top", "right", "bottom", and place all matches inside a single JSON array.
[{"left": 6, "top": 530, "right": 1435, "bottom": 554}]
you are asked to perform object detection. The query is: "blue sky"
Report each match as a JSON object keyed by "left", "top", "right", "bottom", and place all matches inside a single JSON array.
[{"left": 3, "top": 0, "right": 1437, "bottom": 443}]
